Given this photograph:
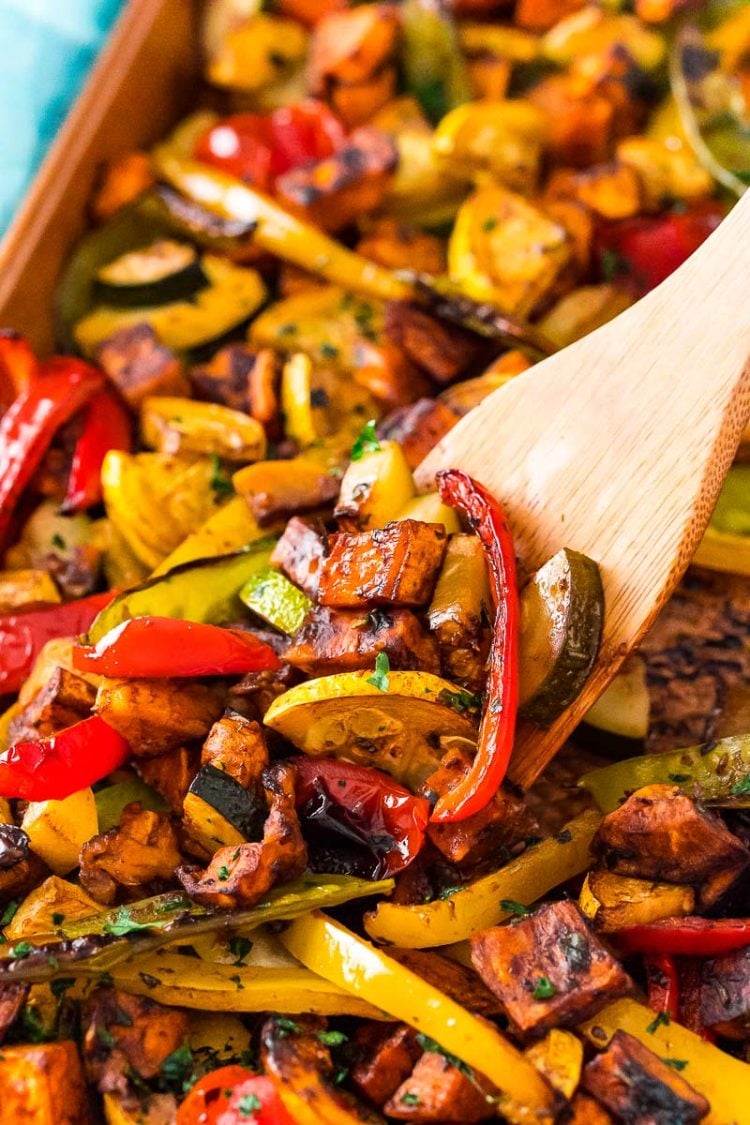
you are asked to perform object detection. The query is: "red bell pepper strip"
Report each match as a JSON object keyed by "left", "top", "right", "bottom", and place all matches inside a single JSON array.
[
  {"left": 177, "top": 1068, "right": 294, "bottom": 1125},
  {"left": 195, "top": 101, "right": 346, "bottom": 193},
  {"left": 678, "top": 957, "right": 716, "bottom": 1043},
  {"left": 597, "top": 201, "right": 725, "bottom": 294},
  {"left": 616, "top": 916, "right": 750, "bottom": 957},
  {"left": 431, "top": 468, "right": 519, "bottom": 823},
  {"left": 72, "top": 616, "right": 280, "bottom": 678},
  {"left": 0, "top": 356, "right": 103, "bottom": 546},
  {"left": 62, "top": 388, "right": 132, "bottom": 513},
  {"left": 0, "top": 715, "right": 130, "bottom": 801},
  {"left": 0, "top": 590, "right": 114, "bottom": 697},
  {"left": 0, "top": 331, "right": 38, "bottom": 412},
  {"left": 293, "top": 756, "right": 430, "bottom": 877},
  {"left": 644, "top": 953, "right": 681, "bottom": 1021}
]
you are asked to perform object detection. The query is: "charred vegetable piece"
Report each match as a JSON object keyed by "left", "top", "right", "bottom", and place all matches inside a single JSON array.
[
  {"left": 271, "top": 517, "right": 327, "bottom": 598},
  {"left": 350, "top": 1024, "right": 422, "bottom": 1107},
  {"left": 471, "top": 900, "right": 633, "bottom": 1036},
  {"left": 233, "top": 459, "right": 341, "bottom": 527},
  {"left": 334, "top": 440, "right": 415, "bottom": 531},
  {"left": 5, "top": 876, "right": 99, "bottom": 941},
  {"left": 0, "top": 1041, "right": 89, "bottom": 1124},
  {"left": 0, "top": 717, "right": 129, "bottom": 803},
  {"left": 75, "top": 256, "right": 267, "bottom": 356},
  {"left": 579, "top": 869, "right": 695, "bottom": 933},
  {"left": 0, "top": 569, "right": 60, "bottom": 613},
  {"left": 22, "top": 787, "right": 99, "bottom": 874},
  {"left": 428, "top": 534, "right": 491, "bottom": 692},
  {"left": 240, "top": 567, "right": 313, "bottom": 635},
  {"left": 265, "top": 669, "right": 476, "bottom": 789},
  {"left": 94, "top": 240, "right": 207, "bottom": 308},
  {"left": 79, "top": 802, "right": 182, "bottom": 905},
  {"left": 183, "top": 764, "right": 266, "bottom": 855},
  {"left": 96, "top": 323, "right": 189, "bottom": 409},
  {"left": 94, "top": 678, "right": 224, "bottom": 758},
  {"left": 366, "top": 809, "right": 600, "bottom": 948},
  {"left": 285, "top": 605, "right": 440, "bottom": 677},
  {"left": 318, "top": 520, "right": 447, "bottom": 608},
  {"left": 385, "top": 1049, "right": 496, "bottom": 1122},
  {"left": 88, "top": 541, "right": 274, "bottom": 643},
  {"left": 7, "top": 665, "right": 96, "bottom": 745},
  {"left": 583, "top": 1029, "right": 708, "bottom": 1124},
  {"left": 519, "top": 547, "right": 604, "bottom": 727},
  {"left": 94, "top": 775, "right": 168, "bottom": 833}
]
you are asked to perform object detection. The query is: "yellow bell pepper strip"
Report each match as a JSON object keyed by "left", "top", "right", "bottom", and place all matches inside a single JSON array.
[
  {"left": 365, "top": 808, "right": 599, "bottom": 948},
  {"left": 579, "top": 998, "right": 750, "bottom": 1125},
  {"left": 693, "top": 525, "right": 750, "bottom": 577},
  {"left": 579, "top": 733, "right": 750, "bottom": 813},
  {"left": 154, "top": 154, "right": 412, "bottom": 303},
  {"left": 152, "top": 495, "right": 269, "bottom": 575},
  {"left": 110, "top": 950, "right": 385, "bottom": 1017},
  {"left": 280, "top": 911, "right": 556, "bottom": 1120}
]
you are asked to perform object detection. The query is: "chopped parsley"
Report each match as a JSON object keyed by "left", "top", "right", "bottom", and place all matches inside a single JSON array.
[
  {"left": 531, "top": 976, "right": 556, "bottom": 1000},
  {"left": 438, "top": 688, "right": 483, "bottom": 714},
  {"left": 500, "top": 899, "right": 530, "bottom": 917},
  {"left": 209, "top": 455, "right": 234, "bottom": 499},
  {"left": 320, "top": 342, "right": 339, "bottom": 359},
  {"left": 160, "top": 1043, "right": 195, "bottom": 1091},
  {"left": 51, "top": 912, "right": 65, "bottom": 926},
  {"left": 20, "top": 1006, "right": 48, "bottom": 1043},
  {"left": 663, "top": 1057, "right": 688, "bottom": 1071},
  {"left": 438, "top": 886, "right": 462, "bottom": 900},
  {"left": 646, "top": 1011, "right": 671, "bottom": 1035},
  {"left": 97, "top": 1027, "right": 116, "bottom": 1048},
  {"left": 601, "top": 247, "right": 632, "bottom": 282},
  {"left": 276, "top": 1017, "right": 302, "bottom": 1038},
  {"left": 350, "top": 419, "right": 381, "bottom": 461},
  {"left": 0, "top": 900, "right": 19, "bottom": 927},
  {"left": 668, "top": 773, "right": 690, "bottom": 784},
  {"left": 10, "top": 941, "right": 33, "bottom": 960},
  {"left": 51, "top": 978, "right": 75, "bottom": 1000},
  {"left": 237, "top": 1093, "right": 263, "bottom": 1117},
  {"left": 103, "top": 907, "right": 155, "bottom": 937},
  {"left": 401, "top": 1092, "right": 421, "bottom": 1106},
  {"left": 416, "top": 1034, "right": 473, "bottom": 1079},
  {"left": 229, "top": 936, "right": 253, "bottom": 966},
  {"left": 51, "top": 532, "right": 66, "bottom": 550},
  {"left": 367, "top": 651, "right": 390, "bottom": 693},
  {"left": 218, "top": 866, "right": 231, "bottom": 882},
  {"left": 481, "top": 217, "right": 498, "bottom": 232},
  {"left": 731, "top": 775, "right": 750, "bottom": 796},
  {"left": 318, "top": 1030, "right": 348, "bottom": 1047},
  {"left": 229, "top": 974, "right": 244, "bottom": 990}
]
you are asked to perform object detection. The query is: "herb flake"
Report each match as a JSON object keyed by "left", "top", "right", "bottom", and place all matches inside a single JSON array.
[
  {"left": 367, "top": 651, "right": 390, "bottom": 693},
  {"left": 350, "top": 420, "right": 381, "bottom": 461}
]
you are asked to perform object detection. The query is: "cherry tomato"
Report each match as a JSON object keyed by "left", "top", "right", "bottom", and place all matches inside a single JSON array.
[
  {"left": 597, "top": 201, "right": 725, "bottom": 294},
  {"left": 195, "top": 102, "right": 346, "bottom": 192},
  {"left": 177, "top": 1066, "right": 255, "bottom": 1125},
  {"left": 217, "top": 1077, "right": 295, "bottom": 1125}
]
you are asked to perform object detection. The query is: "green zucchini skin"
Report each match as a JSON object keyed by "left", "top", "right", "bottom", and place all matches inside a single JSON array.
[
  {"left": 185, "top": 765, "right": 266, "bottom": 849},
  {"left": 94, "top": 241, "right": 207, "bottom": 309},
  {"left": 519, "top": 547, "right": 604, "bottom": 728}
]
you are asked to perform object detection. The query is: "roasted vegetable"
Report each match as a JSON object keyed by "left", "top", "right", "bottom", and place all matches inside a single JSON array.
[
  {"left": 0, "top": 1041, "right": 89, "bottom": 1124},
  {"left": 239, "top": 566, "right": 313, "bottom": 635},
  {"left": 428, "top": 534, "right": 490, "bottom": 691},
  {"left": 141, "top": 396, "right": 267, "bottom": 462},
  {"left": 94, "top": 240, "right": 207, "bottom": 308},
  {"left": 519, "top": 547, "right": 604, "bottom": 727},
  {"left": 94, "top": 677, "right": 224, "bottom": 758},
  {"left": 96, "top": 324, "right": 189, "bottom": 408},
  {"left": 80, "top": 802, "right": 182, "bottom": 904},
  {"left": 233, "top": 458, "right": 340, "bottom": 527},
  {"left": 318, "top": 520, "right": 447, "bottom": 609},
  {"left": 579, "top": 869, "right": 695, "bottom": 933},
  {"left": 183, "top": 764, "right": 266, "bottom": 855},
  {"left": 265, "top": 669, "right": 477, "bottom": 789},
  {"left": 334, "top": 440, "right": 415, "bottom": 530}
]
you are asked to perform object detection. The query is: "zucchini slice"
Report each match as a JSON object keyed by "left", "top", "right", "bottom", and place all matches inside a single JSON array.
[
  {"left": 74, "top": 255, "right": 267, "bottom": 355},
  {"left": 240, "top": 567, "right": 313, "bottom": 635},
  {"left": 578, "top": 655, "right": 649, "bottom": 758},
  {"left": 183, "top": 765, "right": 265, "bottom": 855},
  {"left": 518, "top": 547, "right": 603, "bottom": 727},
  {"left": 94, "top": 240, "right": 207, "bottom": 308}
]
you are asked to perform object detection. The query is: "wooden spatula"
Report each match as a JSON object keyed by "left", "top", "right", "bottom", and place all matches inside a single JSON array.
[{"left": 416, "top": 191, "right": 750, "bottom": 791}]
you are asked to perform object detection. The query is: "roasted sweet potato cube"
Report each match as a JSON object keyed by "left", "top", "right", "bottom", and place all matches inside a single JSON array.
[
  {"left": 384, "top": 303, "right": 494, "bottom": 387},
  {"left": 318, "top": 520, "right": 447, "bottom": 608},
  {"left": 529, "top": 76, "right": 615, "bottom": 167},
  {"left": 201, "top": 712, "right": 269, "bottom": 789},
  {"left": 95, "top": 678, "right": 224, "bottom": 758},
  {"left": 357, "top": 220, "right": 447, "bottom": 275},
  {"left": 96, "top": 323, "right": 188, "bottom": 409},
  {"left": 309, "top": 5, "right": 399, "bottom": 90},
  {"left": 593, "top": 784, "right": 749, "bottom": 907},
  {"left": 91, "top": 151, "right": 154, "bottom": 224},
  {"left": 190, "top": 344, "right": 278, "bottom": 422},
  {"left": 384, "top": 1050, "right": 496, "bottom": 1122},
  {"left": 471, "top": 901, "right": 633, "bottom": 1035},
  {"left": 567, "top": 1092, "right": 614, "bottom": 1123},
  {"left": 350, "top": 1022, "right": 422, "bottom": 1107},
  {"left": 330, "top": 67, "right": 398, "bottom": 128},
  {"left": 0, "top": 852, "right": 49, "bottom": 906},
  {"left": 136, "top": 745, "right": 199, "bottom": 813},
  {"left": 271, "top": 517, "right": 328, "bottom": 597},
  {"left": 7, "top": 665, "right": 96, "bottom": 744},
  {"left": 276, "top": 127, "right": 397, "bottom": 231},
  {"left": 545, "top": 162, "right": 643, "bottom": 220},
  {"left": 377, "top": 399, "right": 460, "bottom": 470},
  {"left": 425, "top": 744, "right": 538, "bottom": 869},
  {"left": 387, "top": 948, "right": 504, "bottom": 1017},
  {"left": 233, "top": 460, "right": 341, "bottom": 527},
  {"left": 82, "top": 987, "right": 189, "bottom": 1090},
  {"left": 700, "top": 946, "right": 750, "bottom": 1035},
  {"left": 0, "top": 1041, "right": 89, "bottom": 1123},
  {"left": 285, "top": 605, "right": 440, "bottom": 675},
  {"left": 583, "top": 1031, "right": 709, "bottom": 1124}
]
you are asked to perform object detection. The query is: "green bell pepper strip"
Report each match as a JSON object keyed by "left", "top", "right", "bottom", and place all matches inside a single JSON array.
[
  {"left": 87, "top": 540, "right": 275, "bottom": 643},
  {"left": 579, "top": 733, "right": 750, "bottom": 813}
]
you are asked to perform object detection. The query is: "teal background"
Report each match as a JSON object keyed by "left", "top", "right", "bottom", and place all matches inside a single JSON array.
[{"left": 0, "top": 0, "right": 126, "bottom": 236}]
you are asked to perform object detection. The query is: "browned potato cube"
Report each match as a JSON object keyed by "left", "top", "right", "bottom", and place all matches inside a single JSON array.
[
  {"left": 79, "top": 802, "right": 182, "bottom": 905},
  {"left": 350, "top": 1023, "right": 422, "bottom": 1107},
  {"left": 318, "top": 520, "right": 447, "bottom": 608},
  {"left": 95, "top": 678, "right": 224, "bottom": 758},
  {"left": 0, "top": 1041, "right": 89, "bottom": 1123},
  {"left": 96, "top": 323, "right": 188, "bottom": 408},
  {"left": 8, "top": 666, "right": 96, "bottom": 744},
  {"left": 271, "top": 516, "right": 328, "bottom": 597},
  {"left": 233, "top": 460, "right": 341, "bottom": 527},
  {"left": 136, "top": 746, "right": 199, "bottom": 813},
  {"left": 700, "top": 946, "right": 750, "bottom": 1035},
  {"left": 471, "top": 900, "right": 632, "bottom": 1035},
  {"left": 285, "top": 605, "right": 440, "bottom": 675},
  {"left": 383, "top": 304, "right": 493, "bottom": 387},
  {"left": 593, "top": 784, "right": 749, "bottom": 907},
  {"left": 377, "top": 398, "right": 461, "bottom": 470},
  {"left": 82, "top": 988, "right": 188, "bottom": 1086},
  {"left": 583, "top": 1030, "right": 709, "bottom": 1124},
  {"left": 201, "top": 712, "right": 268, "bottom": 789},
  {"left": 385, "top": 1050, "right": 496, "bottom": 1122}
]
